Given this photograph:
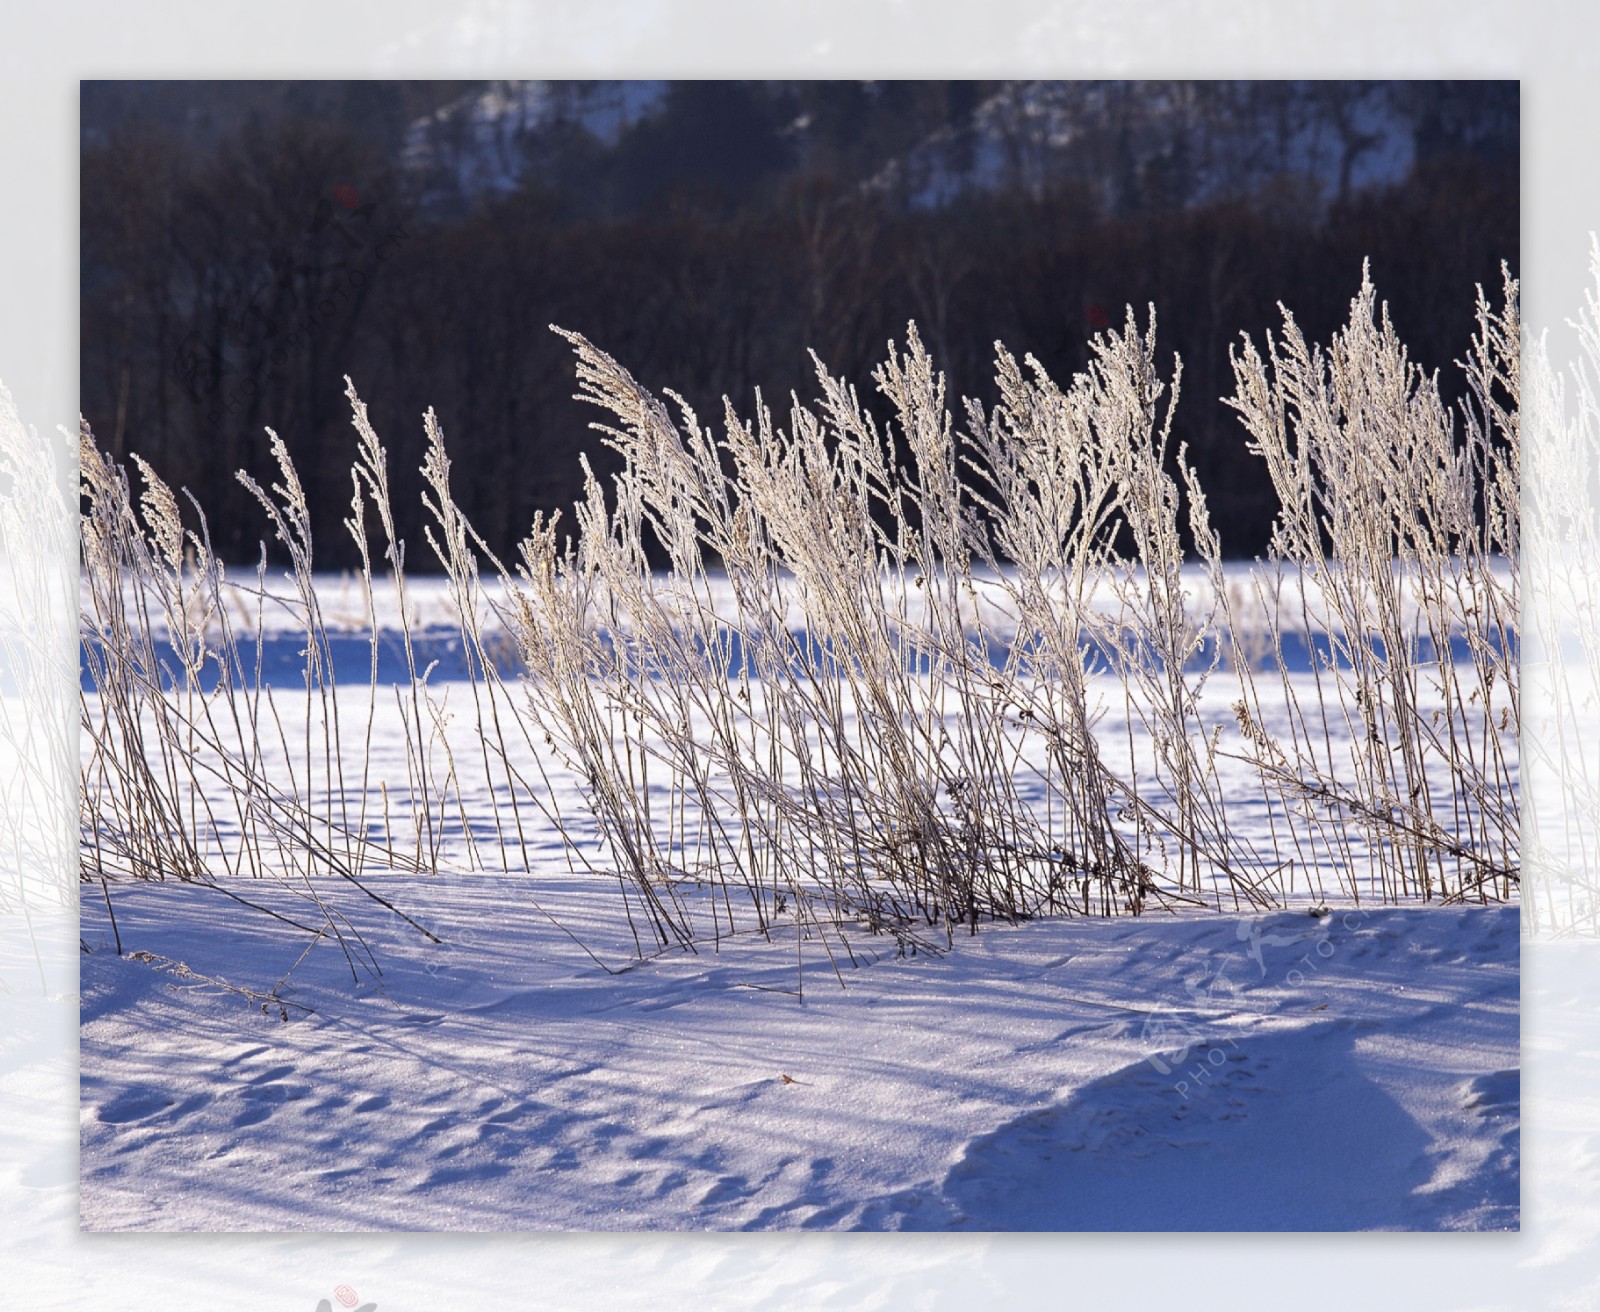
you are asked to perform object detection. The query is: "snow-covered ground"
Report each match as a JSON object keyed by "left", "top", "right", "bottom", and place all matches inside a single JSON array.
[
  {"left": 12, "top": 936, "right": 1595, "bottom": 1312},
  {"left": 79, "top": 851, "right": 1519, "bottom": 1231},
  {"left": 76, "top": 559, "right": 1523, "bottom": 1233}
]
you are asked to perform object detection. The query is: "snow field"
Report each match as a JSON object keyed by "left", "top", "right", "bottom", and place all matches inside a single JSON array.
[{"left": 79, "top": 868, "right": 1517, "bottom": 1232}]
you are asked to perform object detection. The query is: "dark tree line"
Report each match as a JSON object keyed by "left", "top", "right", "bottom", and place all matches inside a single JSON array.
[{"left": 81, "top": 80, "right": 1517, "bottom": 567}]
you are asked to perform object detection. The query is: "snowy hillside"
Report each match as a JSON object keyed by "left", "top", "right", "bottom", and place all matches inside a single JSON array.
[{"left": 399, "top": 80, "right": 1420, "bottom": 217}]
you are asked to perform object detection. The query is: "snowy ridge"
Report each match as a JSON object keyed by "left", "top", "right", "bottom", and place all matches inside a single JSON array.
[{"left": 401, "top": 81, "right": 668, "bottom": 206}]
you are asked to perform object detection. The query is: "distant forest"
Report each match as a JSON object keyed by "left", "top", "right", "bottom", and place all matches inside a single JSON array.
[{"left": 80, "top": 80, "right": 1518, "bottom": 565}]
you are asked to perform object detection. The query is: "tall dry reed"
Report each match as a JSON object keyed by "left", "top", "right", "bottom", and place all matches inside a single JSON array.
[{"left": 78, "top": 266, "right": 1520, "bottom": 977}]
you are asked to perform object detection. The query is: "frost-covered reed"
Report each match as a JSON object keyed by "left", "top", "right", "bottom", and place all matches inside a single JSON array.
[
  {"left": 1220, "top": 265, "right": 1519, "bottom": 908},
  {"left": 1523, "top": 239, "right": 1600, "bottom": 936},
  {"left": 77, "top": 267, "right": 1521, "bottom": 966}
]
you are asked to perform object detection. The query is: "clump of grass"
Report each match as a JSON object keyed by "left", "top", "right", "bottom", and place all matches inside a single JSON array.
[
  {"left": 78, "top": 416, "right": 442, "bottom": 983},
  {"left": 1522, "top": 238, "right": 1600, "bottom": 935},
  {"left": 500, "top": 318, "right": 1222, "bottom": 955},
  {"left": 0, "top": 382, "right": 77, "bottom": 936},
  {"left": 1220, "top": 263, "right": 1520, "bottom": 906},
  {"left": 77, "top": 265, "right": 1520, "bottom": 979}
]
